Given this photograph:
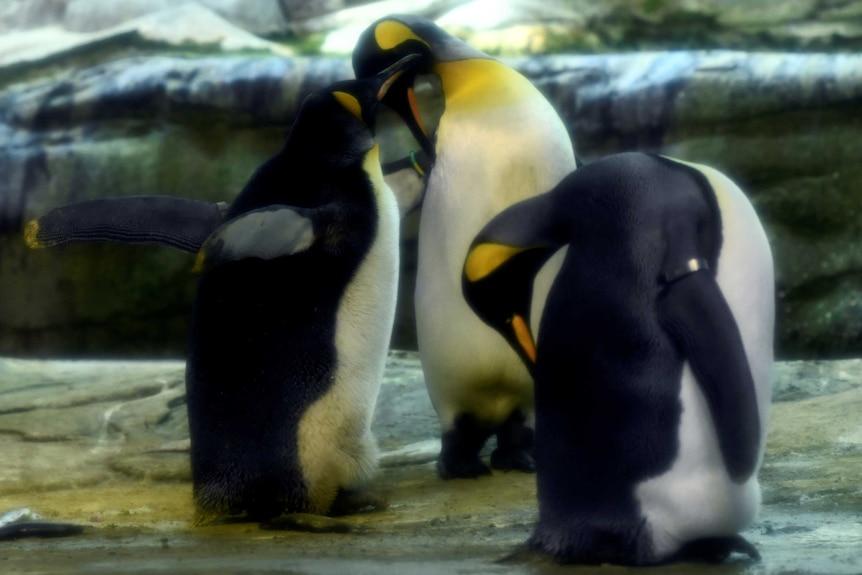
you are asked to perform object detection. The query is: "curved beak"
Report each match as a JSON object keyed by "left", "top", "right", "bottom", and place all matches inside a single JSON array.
[
  {"left": 375, "top": 54, "right": 419, "bottom": 99},
  {"left": 375, "top": 57, "right": 436, "bottom": 161}
]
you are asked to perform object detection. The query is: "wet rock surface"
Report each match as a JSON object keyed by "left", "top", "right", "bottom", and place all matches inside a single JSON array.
[{"left": 0, "top": 352, "right": 860, "bottom": 573}]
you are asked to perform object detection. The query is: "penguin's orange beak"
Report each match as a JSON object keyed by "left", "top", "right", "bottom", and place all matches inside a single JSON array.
[
  {"left": 376, "top": 67, "right": 435, "bottom": 161},
  {"left": 375, "top": 53, "right": 420, "bottom": 101},
  {"left": 405, "top": 85, "right": 429, "bottom": 137},
  {"left": 510, "top": 313, "right": 537, "bottom": 364}
]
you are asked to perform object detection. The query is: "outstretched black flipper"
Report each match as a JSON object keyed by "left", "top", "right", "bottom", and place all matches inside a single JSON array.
[{"left": 24, "top": 196, "right": 227, "bottom": 253}]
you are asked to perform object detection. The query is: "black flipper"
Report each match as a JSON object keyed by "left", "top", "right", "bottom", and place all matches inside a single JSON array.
[
  {"left": 24, "top": 196, "right": 226, "bottom": 253},
  {"left": 657, "top": 270, "right": 761, "bottom": 481},
  {"left": 193, "top": 204, "right": 316, "bottom": 273}
]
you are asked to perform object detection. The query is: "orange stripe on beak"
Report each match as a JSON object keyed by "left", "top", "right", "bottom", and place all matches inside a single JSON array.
[
  {"left": 511, "top": 314, "right": 537, "bottom": 364},
  {"left": 377, "top": 67, "right": 406, "bottom": 101},
  {"left": 407, "top": 86, "right": 428, "bottom": 137}
]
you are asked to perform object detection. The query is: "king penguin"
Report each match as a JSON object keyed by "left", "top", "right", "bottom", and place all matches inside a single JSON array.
[
  {"left": 182, "top": 56, "right": 417, "bottom": 523},
  {"left": 353, "top": 15, "right": 577, "bottom": 479},
  {"left": 462, "top": 152, "right": 774, "bottom": 565}
]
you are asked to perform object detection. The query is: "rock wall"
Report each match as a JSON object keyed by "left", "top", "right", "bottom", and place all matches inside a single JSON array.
[
  {"left": 2, "top": 0, "right": 862, "bottom": 359},
  {"left": 526, "top": 51, "right": 862, "bottom": 357},
  {"left": 4, "top": 1, "right": 862, "bottom": 53},
  {"left": 2, "top": 51, "right": 861, "bottom": 358},
  {"left": 0, "top": 56, "right": 353, "bottom": 357}
]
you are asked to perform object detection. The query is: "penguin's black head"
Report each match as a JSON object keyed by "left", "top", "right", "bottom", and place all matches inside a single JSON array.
[
  {"left": 463, "top": 242, "right": 558, "bottom": 373},
  {"left": 352, "top": 15, "right": 450, "bottom": 78},
  {"left": 288, "top": 53, "right": 421, "bottom": 167},
  {"left": 353, "top": 15, "right": 471, "bottom": 161},
  {"left": 461, "top": 193, "right": 568, "bottom": 372}
]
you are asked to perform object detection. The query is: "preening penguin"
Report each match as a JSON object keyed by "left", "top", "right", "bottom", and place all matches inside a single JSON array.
[
  {"left": 462, "top": 152, "right": 774, "bottom": 565},
  {"left": 353, "top": 15, "right": 577, "bottom": 479},
  {"left": 185, "top": 55, "right": 417, "bottom": 523}
]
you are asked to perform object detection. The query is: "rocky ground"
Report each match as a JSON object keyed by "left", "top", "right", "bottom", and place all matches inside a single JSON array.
[{"left": 0, "top": 352, "right": 859, "bottom": 574}]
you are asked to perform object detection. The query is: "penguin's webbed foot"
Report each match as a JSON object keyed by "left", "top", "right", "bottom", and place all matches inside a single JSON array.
[
  {"left": 490, "top": 411, "right": 536, "bottom": 473},
  {"left": 670, "top": 534, "right": 761, "bottom": 563},
  {"left": 437, "top": 415, "right": 494, "bottom": 480},
  {"left": 436, "top": 454, "right": 492, "bottom": 480},
  {"left": 490, "top": 446, "right": 536, "bottom": 473}
]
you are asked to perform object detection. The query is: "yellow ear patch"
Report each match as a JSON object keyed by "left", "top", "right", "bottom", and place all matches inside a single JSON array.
[
  {"left": 333, "top": 91, "right": 364, "bottom": 124},
  {"left": 23, "top": 219, "right": 43, "bottom": 249},
  {"left": 511, "top": 314, "right": 537, "bottom": 363},
  {"left": 464, "top": 243, "right": 529, "bottom": 282},
  {"left": 375, "top": 21, "right": 430, "bottom": 50},
  {"left": 407, "top": 86, "right": 428, "bottom": 136}
]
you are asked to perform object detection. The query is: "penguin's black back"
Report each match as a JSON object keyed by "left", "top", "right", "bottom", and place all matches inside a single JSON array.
[
  {"left": 186, "top": 161, "right": 379, "bottom": 519},
  {"left": 531, "top": 153, "right": 722, "bottom": 562},
  {"left": 187, "top": 232, "right": 373, "bottom": 516}
]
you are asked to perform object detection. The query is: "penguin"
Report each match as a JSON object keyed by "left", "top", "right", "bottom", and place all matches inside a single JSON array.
[
  {"left": 353, "top": 15, "right": 577, "bottom": 479},
  {"left": 24, "top": 56, "right": 418, "bottom": 523},
  {"left": 461, "top": 152, "right": 774, "bottom": 565},
  {"left": 182, "top": 56, "right": 416, "bottom": 523}
]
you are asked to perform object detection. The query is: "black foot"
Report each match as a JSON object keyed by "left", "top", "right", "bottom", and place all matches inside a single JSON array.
[
  {"left": 490, "top": 448, "right": 536, "bottom": 472},
  {"left": 670, "top": 535, "right": 761, "bottom": 563},
  {"left": 490, "top": 411, "right": 536, "bottom": 473},
  {"left": 437, "top": 455, "right": 491, "bottom": 479},
  {"left": 437, "top": 414, "right": 493, "bottom": 480}
]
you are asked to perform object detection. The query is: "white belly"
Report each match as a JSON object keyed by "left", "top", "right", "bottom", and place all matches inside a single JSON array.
[
  {"left": 296, "top": 167, "right": 400, "bottom": 512},
  {"left": 416, "top": 101, "right": 575, "bottom": 429}
]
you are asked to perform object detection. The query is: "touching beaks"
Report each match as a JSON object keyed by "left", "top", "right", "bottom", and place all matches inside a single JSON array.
[
  {"left": 373, "top": 55, "right": 435, "bottom": 160},
  {"left": 375, "top": 53, "right": 421, "bottom": 101}
]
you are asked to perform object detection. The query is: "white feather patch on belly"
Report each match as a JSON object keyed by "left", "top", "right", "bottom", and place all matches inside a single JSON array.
[
  {"left": 635, "top": 364, "right": 761, "bottom": 559},
  {"left": 296, "top": 148, "right": 400, "bottom": 512}
]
